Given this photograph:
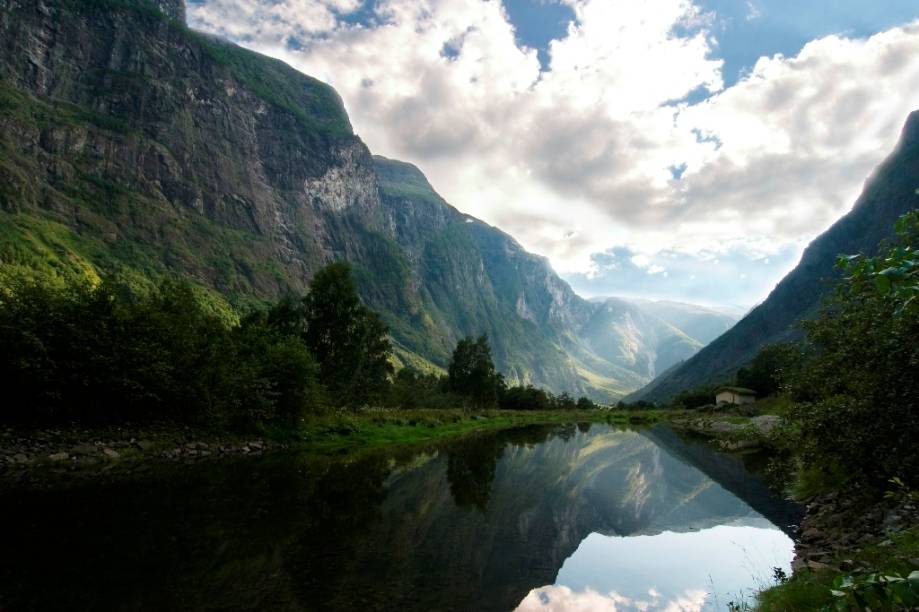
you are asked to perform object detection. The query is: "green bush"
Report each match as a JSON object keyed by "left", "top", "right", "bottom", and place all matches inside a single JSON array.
[
  {"left": 785, "top": 211, "right": 919, "bottom": 490},
  {"left": 735, "top": 342, "right": 802, "bottom": 397},
  {"left": 0, "top": 278, "right": 323, "bottom": 429}
]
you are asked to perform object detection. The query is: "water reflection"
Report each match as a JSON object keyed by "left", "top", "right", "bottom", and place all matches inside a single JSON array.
[
  {"left": 0, "top": 423, "right": 799, "bottom": 611},
  {"left": 518, "top": 525, "right": 793, "bottom": 611}
]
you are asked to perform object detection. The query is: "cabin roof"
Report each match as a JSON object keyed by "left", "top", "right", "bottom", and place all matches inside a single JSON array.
[{"left": 715, "top": 386, "right": 758, "bottom": 396}]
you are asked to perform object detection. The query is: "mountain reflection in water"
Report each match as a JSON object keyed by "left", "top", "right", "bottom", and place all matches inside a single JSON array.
[{"left": 0, "top": 423, "right": 799, "bottom": 612}]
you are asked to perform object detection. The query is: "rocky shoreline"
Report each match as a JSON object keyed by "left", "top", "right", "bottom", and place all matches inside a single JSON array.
[
  {"left": 670, "top": 413, "right": 783, "bottom": 451},
  {"left": 672, "top": 413, "right": 919, "bottom": 580},
  {"left": 792, "top": 490, "right": 919, "bottom": 573},
  {"left": 0, "top": 425, "right": 280, "bottom": 487}
]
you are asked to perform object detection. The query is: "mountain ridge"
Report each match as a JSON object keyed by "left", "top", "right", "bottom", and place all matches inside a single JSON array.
[
  {"left": 629, "top": 109, "right": 919, "bottom": 403},
  {"left": 0, "top": 0, "right": 741, "bottom": 401}
]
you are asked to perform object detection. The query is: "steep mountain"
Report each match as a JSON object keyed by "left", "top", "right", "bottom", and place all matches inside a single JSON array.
[
  {"left": 623, "top": 298, "right": 739, "bottom": 346},
  {"left": 582, "top": 297, "right": 737, "bottom": 379},
  {"left": 0, "top": 0, "right": 682, "bottom": 400},
  {"left": 630, "top": 110, "right": 919, "bottom": 403}
]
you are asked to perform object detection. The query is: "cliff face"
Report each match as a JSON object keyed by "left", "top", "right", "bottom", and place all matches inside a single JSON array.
[
  {"left": 630, "top": 111, "right": 919, "bottom": 403},
  {"left": 0, "top": 0, "right": 727, "bottom": 400},
  {"left": 0, "top": 0, "right": 374, "bottom": 297}
]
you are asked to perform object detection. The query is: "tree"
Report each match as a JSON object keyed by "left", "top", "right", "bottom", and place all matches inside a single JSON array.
[
  {"left": 786, "top": 211, "right": 919, "bottom": 489},
  {"left": 302, "top": 262, "right": 393, "bottom": 407},
  {"left": 735, "top": 343, "right": 801, "bottom": 397},
  {"left": 234, "top": 311, "right": 323, "bottom": 427},
  {"left": 672, "top": 385, "right": 717, "bottom": 410},
  {"left": 576, "top": 396, "right": 597, "bottom": 410},
  {"left": 498, "top": 384, "right": 551, "bottom": 411},
  {"left": 447, "top": 335, "right": 500, "bottom": 409}
]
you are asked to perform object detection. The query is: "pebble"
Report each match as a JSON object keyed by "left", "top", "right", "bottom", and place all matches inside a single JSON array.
[{"left": 48, "top": 452, "right": 69, "bottom": 462}]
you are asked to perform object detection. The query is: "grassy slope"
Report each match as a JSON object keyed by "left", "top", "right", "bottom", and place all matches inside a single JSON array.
[
  {"left": 0, "top": 70, "right": 287, "bottom": 311},
  {"left": 0, "top": 0, "right": 349, "bottom": 304}
]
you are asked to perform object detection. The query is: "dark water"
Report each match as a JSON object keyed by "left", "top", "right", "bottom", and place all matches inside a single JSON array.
[{"left": 0, "top": 424, "right": 800, "bottom": 612}]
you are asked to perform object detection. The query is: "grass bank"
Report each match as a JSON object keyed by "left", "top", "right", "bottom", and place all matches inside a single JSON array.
[
  {"left": 0, "top": 408, "right": 679, "bottom": 482},
  {"left": 267, "top": 407, "right": 675, "bottom": 455}
]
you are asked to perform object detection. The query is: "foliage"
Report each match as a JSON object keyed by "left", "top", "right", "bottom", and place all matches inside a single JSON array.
[
  {"left": 828, "top": 571, "right": 919, "bottom": 610},
  {"left": 0, "top": 279, "right": 321, "bottom": 429},
  {"left": 577, "top": 396, "right": 598, "bottom": 410},
  {"left": 616, "top": 399, "right": 657, "bottom": 411},
  {"left": 496, "top": 384, "right": 594, "bottom": 411},
  {"left": 734, "top": 343, "right": 802, "bottom": 397},
  {"left": 840, "top": 210, "right": 919, "bottom": 315},
  {"left": 755, "top": 542, "right": 919, "bottom": 611},
  {"left": 883, "top": 476, "right": 919, "bottom": 505},
  {"left": 783, "top": 211, "right": 919, "bottom": 490},
  {"left": 447, "top": 335, "right": 501, "bottom": 409},
  {"left": 0, "top": 252, "right": 602, "bottom": 430},
  {"left": 499, "top": 384, "right": 554, "bottom": 411},
  {"left": 302, "top": 262, "right": 394, "bottom": 407},
  {"left": 383, "top": 367, "right": 461, "bottom": 410},
  {"left": 671, "top": 385, "right": 717, "bottom": 410},
  {"left": 234, "top": 310, "right": 323, "bottom": 427}
]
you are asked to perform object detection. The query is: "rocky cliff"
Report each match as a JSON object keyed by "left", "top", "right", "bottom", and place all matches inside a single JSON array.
[
  {"left": 0, "top": 0, "right": 725, "bottom": 400},
  {"left": 630, "top": 111, "right": 919, "bottom": 403}
]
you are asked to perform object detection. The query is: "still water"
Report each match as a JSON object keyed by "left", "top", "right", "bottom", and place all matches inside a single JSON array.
[{"left": 0, "top": 423, "right": 800, "bottom": 611}]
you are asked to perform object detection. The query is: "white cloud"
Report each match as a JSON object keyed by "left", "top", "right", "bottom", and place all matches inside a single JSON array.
[
  {"left": 514, "top": 585, "right": 709, "bottom": 612},
  {"left": 186, "top": 0, "right": 919, "bottom": 302}
]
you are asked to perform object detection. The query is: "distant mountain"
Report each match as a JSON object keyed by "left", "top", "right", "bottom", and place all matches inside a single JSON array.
[
  {"left": 581, "top": 297, "right": 737, "bottom": 380},
  {"left": 0, "top": 0, "right": 733, "bottom": 401},
  {"left": 629, "top": 110, "right": 919, "bottom": 403}
]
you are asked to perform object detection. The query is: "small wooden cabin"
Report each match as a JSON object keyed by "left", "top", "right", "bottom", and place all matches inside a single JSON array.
[{"left": 715, "top": 386, "right": 757, "bottom": 406}]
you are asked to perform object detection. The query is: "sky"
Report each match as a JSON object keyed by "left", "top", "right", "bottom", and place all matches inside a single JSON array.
[{"left": 186, "top": 0, "right": 919, "bottom": 307}]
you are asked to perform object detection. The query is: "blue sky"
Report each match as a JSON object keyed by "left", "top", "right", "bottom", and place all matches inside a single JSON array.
[
  {"left": 503, "top": 0, "right": 919, "bottom": 83},
  {"left": 187, "top": 0, "right": 919, "bottom": 307}
]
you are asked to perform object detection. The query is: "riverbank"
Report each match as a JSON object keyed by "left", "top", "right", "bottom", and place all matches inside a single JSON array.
[
  {"left": 666, "top": 407, "right": 919, "bottom": 609},
  {"left": 756, "top": 498, "right": 919, "bottom": 610},
  {"left": 0, "top": 408, "right": 674, "bottom": 486}
]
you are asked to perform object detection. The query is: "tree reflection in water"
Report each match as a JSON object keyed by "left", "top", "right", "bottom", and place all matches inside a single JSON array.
[{"left": 0, "top": 423, "right": 798, "bottom": 612}]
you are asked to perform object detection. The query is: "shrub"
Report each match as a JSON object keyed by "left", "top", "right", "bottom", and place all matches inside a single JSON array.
[{"left": 785, "top": 211, "right": 919, "bottom": 490}]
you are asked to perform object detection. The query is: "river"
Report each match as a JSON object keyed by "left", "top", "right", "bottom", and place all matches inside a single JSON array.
[{"left": 0, "top": 423, "right": 800, "bottom": 611}]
